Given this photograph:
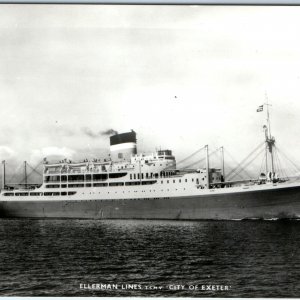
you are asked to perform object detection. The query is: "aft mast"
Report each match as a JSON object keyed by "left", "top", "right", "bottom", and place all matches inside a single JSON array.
[
  {"left": 24, "top": 161, "right": 27, "bottom": 190},
  {"left": 220, "top": 146, "right": 225, "bottom": 181},
  {"left": 1, "top": 160, "right": 5, "bottom": 190},
  {"left": 205, "top": 145, "right": 210, "bottom": 189}
]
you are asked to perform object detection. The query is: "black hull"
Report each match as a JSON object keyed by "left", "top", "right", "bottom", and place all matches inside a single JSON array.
[{"left": 1, "top": 185, "right": 300, "bottom": 220}]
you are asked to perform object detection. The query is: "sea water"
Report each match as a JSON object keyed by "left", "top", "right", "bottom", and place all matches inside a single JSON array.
[{"left": 0, "top": 219, "right": 299, "bottom": 297}]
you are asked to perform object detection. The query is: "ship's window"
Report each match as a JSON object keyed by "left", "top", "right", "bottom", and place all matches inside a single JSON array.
[
  {"left": 93, "top": 174, "right": 108, "bottom": 181},
  {"left": 192, "top": 178, "right": 194, "bottom": 182},
  {"left": 68, "top": 184, "right": 84, "bottom": 188},
  {"left": 142, "top": 173, "right": 144, "bottom": 179},
  {"left": 85, "top": 174, "right": 91, "bottom": 181},
  {"left": 185, "top": 179, "right": 187, "bottom": 182},
  {"left": 137, "top": 173, "right": 140, "bottom": 179},
  {"left": 142, "top": 180, "right": 156, "bottom": 185},
  {"left": 109, "top": 172, "right": 127, "bottom": 179},
  {"left": 109, "top": 182, "right": 124, "bottom": 186},
  {"left": 167, "top": 180, "right": 169, "bottom": 184},
  {"left": 47, "top": 175, "right": 60, "bottom": 182},
  {"left": 61, "top": 192, "right": 67, "bottom": 196},
  {"left": 161, "top": 181, "right": 163, "bottom": 184},
  {"left": 130, "top": 174, "right": 132, "bottom": 180},
  {"left": 146, "top": 173, "right": 149, "bottom": 178},
  {"left": 15, "top": 192, "right": 28, "bottom": 196},
  {"left": 151, "top": 173, "right": 153, "bottom": 178},
  {"left": 68, "top": 175, "right": 84, "bottom": 182},
  {"left": 61, "top": 175, "right": 67, "bottom": 182},
  {"left": 44, "top": 176, "right": 59, "bottom": 182},
  {"left": 125, "top": 181, "right": 140, "bottom": 186},
  {"left": 44, "top": 192, "right": 53, "bottom": 196},
  {"left": 46, "top": 184, "right": 60, "bottom": 189},
  {"left": 86, "top": 183, "right": 92, "bottom": 187},
  {"left": 68, "top": 191, "right": 77, "bottom": 195},
  {"left": 3, "top": 193, "right": 14, "bottom": 196},
  {"left": 53, "top": 192, "right": 60, "bottom": 196},
  {"left": 179, "top": 179, "right": 181, "bottom": 183},
  {"left": 30, "top": 192, "right": 42, "bottom": 196},
  {"left": 93, "top": 183, "right": 108, "bottom": 187},
  {"left": 134, "top": 174, "right": 136, "bottom": 180},
  {"left": 173, "top": 180, "right": 175, "bottom": 183},
  {"left": 61, "top": 184, "right": 67, "bottom": 188}
]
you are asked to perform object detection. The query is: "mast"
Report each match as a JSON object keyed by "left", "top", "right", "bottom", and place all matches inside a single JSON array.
[
  {"left": 205, "top": 145, "right": 210, "bottom": 189},
  {"left": 2, "top": 160, "right": 5, "bottom": 190},
  {"left": 24, "top": 161, "right": 27, "bottom": 189},
  {"left": 263, "top": 125, "right": 268, "bottom": 174},
  {"left": 139, "top": 156, "right": 142, "bottom": 184},
  {"left": 265, "top": 100, "right": 275, "bottom": 175},
  {"left": 220, "top": 146, "right": 225, "bottom": 181}
]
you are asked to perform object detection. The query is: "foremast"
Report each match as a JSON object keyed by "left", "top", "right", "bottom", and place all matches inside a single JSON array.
[{"left": 260, "top": 101, "right": 276, "bottom": 179}]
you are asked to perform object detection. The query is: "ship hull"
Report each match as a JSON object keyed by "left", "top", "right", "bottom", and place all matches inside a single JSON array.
[{"left": 1, "top": 185, "right": 300, "bottom": 220}]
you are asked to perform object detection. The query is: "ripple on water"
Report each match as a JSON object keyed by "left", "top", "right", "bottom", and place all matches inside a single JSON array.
[{"left": 0, "top": 219, "right": 300, "bottom": 296}]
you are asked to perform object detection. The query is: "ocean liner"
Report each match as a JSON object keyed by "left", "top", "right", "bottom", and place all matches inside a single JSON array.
[{"left": 1, "top": 104, "right": 300, "bottom": 220}]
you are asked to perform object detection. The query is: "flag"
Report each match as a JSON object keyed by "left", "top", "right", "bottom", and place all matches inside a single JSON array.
[{"left": 257, "top": 105, "right": 263, "bottom": 112}]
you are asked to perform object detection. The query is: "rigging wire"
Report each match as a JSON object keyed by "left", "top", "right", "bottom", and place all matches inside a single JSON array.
[
  {"left": 178, "top": 147, "right": 221, "bottom": 170},
  {"left": 227, "top": 142, "right": 264, "bottom": 177},
  {"left": 272, "top": 147, "right": 280, "bottom": 176},
  {"left": 276, "top": 146, "right": 300, "bottom": 175},
  {"left": 259, "top": 150, "right": 267, "bottom": 175},
  {"left": 274, "top": 146, "right": 289, "bottom": 180},
  {"left": 226, "top": 141, "right": 265, "bottom": 179},
  {"left": 223, "top": 148, "right": 252, "bottom": 179},
  {"left": 176, "top": 146, "right": 206, "bottom": 166},
  {"left": 227, "top": 146, "right": 265, "bottom": 181},
  {"left": 26, "top": 162, "right": 43, "bottom": 177},
  {"left": 19, "top": 160, "right": 44, "bottom": 184},
  {"left": 180, "top": 157, "right": 205, "bottom": 170},
  {"left": 6, "top": 162, "right": 23, "bottom": 184},
  {"left": 224, "top": 165, "right": 245, "bottom": 181}
]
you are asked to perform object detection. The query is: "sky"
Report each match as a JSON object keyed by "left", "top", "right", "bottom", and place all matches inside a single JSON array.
[{"left": 0, "top": 5, "right": 300, "bottom": 181}]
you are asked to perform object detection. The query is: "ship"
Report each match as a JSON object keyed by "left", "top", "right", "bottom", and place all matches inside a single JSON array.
[{"left": 1, "top": 104, "right": 300, "bottom": 220}]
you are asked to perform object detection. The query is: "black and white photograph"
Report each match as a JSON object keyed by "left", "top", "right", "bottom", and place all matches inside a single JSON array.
[{"left": 0, "top": 3, "right": 300, "bottom": 297}]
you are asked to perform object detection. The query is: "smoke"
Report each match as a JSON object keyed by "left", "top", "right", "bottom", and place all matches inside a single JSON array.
[
  {"left": 81, "top": 127, "right": 118, "bottom": 138},
  {"left": 81, "top": 127, "right": 99, "bottom": 138},
  {"left": 56, "top": 126, "right": 76, "bottom": 136},
  {"left": 101, "top": 129, "right": 118, "bottom": 136}
]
